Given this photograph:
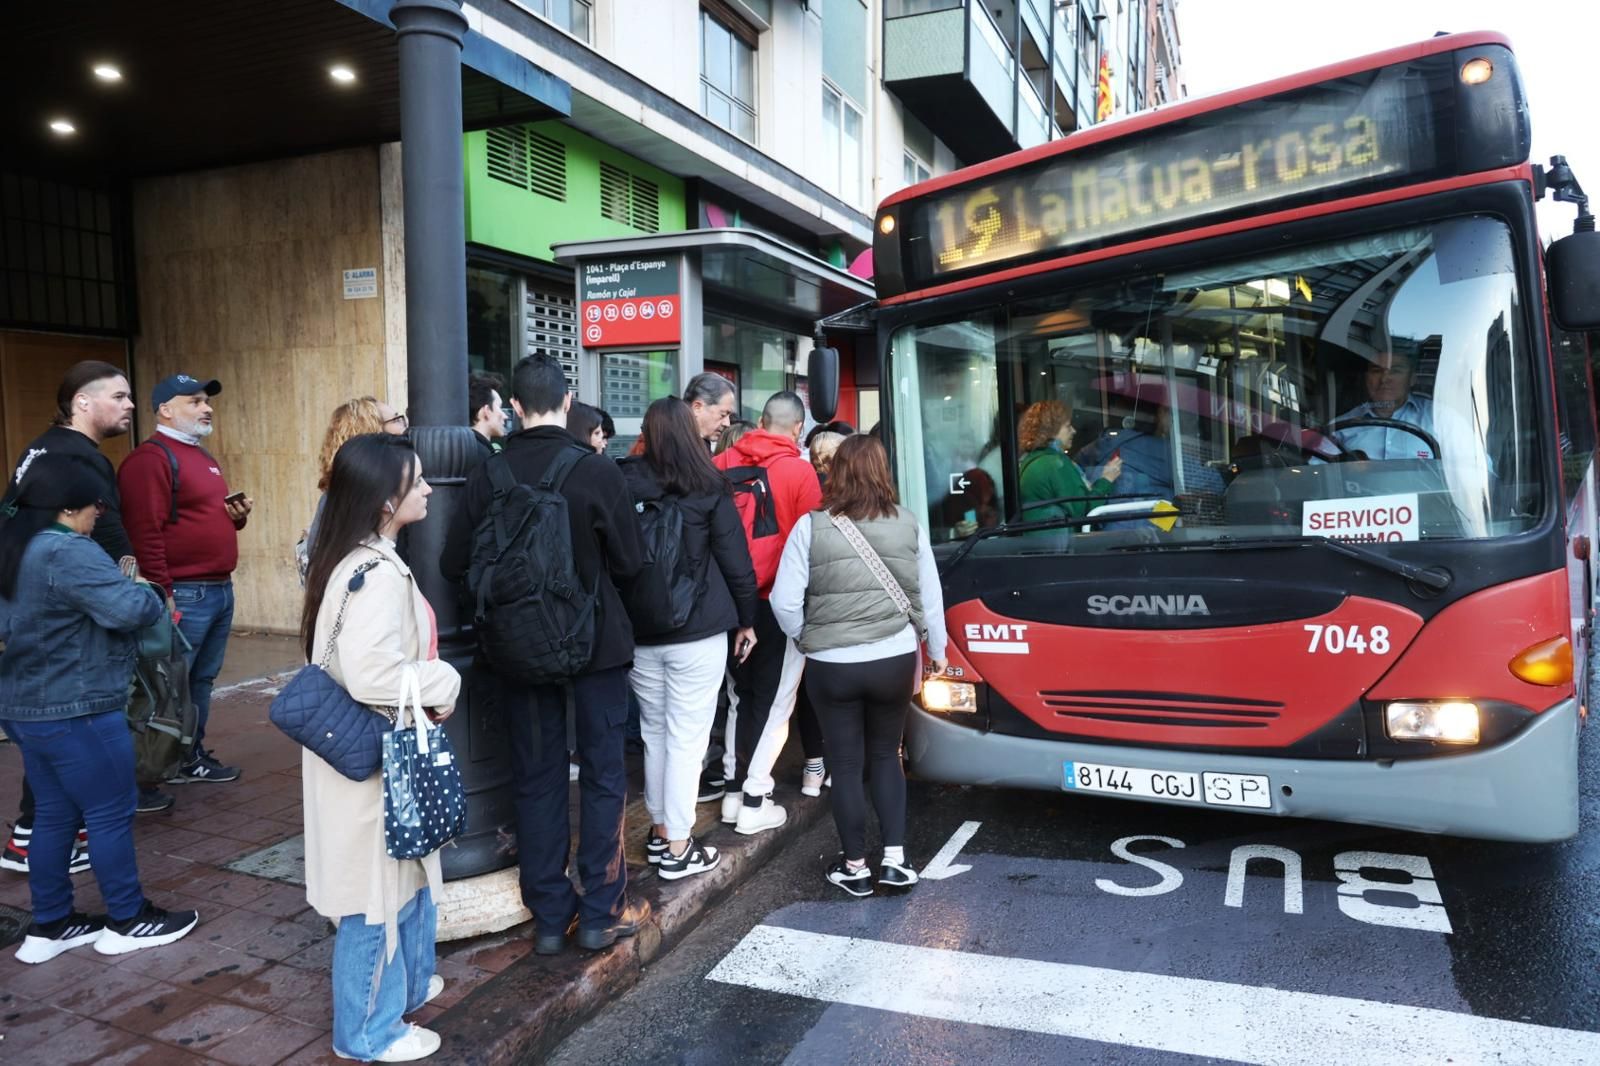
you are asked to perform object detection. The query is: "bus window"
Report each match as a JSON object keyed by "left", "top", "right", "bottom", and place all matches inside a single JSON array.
[
  {"left": 886, "top": 216, "right": 1547, "bottom": 555},
  {"left": 890, "top": 316, "right": 1004, "bottom": 542}
]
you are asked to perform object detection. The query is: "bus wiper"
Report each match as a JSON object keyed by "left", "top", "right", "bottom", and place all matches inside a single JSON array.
[
  {"left": 1115, "top": 534, "right": 1452, "bottom": 592},
  {"left": 940, "top": 506, "right": 1184, "bottom": 579}
]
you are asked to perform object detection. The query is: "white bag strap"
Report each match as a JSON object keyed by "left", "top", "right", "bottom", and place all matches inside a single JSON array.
[
  {"left": 826, "top": 512, "right": 913, "bottom": 619},
  {"left": 397, "top": 665, "right": 432, "bottom": 754}
]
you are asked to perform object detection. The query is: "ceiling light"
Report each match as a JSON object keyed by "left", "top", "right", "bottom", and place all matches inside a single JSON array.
[
  {"left": 329, "top": 65, "right": 357, "bottom": 85},
  {"left": 48, "top": 118, "right": 76, "bottom": 136},
  {"left": 92, "top": 63, "right": 122, "bottom": 82}
]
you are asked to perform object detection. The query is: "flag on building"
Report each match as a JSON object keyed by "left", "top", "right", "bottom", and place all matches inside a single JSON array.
[{"left": 1096, "top": 51, "right": 1113, "bottom": 122}]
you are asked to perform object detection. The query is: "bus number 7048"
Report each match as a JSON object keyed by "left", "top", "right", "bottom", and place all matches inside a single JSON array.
[{"left": 1303, "top": 624, "right": 1391, "bottom": 655}]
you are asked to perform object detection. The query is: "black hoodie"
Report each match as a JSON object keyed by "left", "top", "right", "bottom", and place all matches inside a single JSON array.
[
  {"left": 618, "top": 456, "right": 757, "bottom": 647},
  {"left": 3, "top": 425, "right": 135, "bottom": 563}
]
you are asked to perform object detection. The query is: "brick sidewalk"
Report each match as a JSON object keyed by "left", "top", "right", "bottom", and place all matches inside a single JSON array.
[{"left": 0, "top": 673, "right": 523, "bottom": 1065}]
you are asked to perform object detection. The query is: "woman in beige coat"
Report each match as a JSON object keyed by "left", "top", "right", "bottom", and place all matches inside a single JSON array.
[{"left": 299, "top": 433, "right": 461, "bottom": 1063}]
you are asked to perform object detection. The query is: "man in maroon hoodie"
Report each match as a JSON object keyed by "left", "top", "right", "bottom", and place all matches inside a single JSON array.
[
  {"left": 119, "top": 375, "right": 253, "bottom": 785},
  {"left": 712, "top": 391, "right": 821, "bottom": 835}
]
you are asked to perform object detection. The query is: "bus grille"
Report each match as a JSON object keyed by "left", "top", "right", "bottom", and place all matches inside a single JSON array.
[{"left": 1037, "top": 690, "right": 1283, "bottom": 730}]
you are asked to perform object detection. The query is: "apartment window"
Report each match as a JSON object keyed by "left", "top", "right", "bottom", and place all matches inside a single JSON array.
[
  {"left": 903, "top": 150, "right": 931, "bottom": 188},
  {"left": 821, "top": 83, "right": 864, "bottom": 204},
  {"left": 701, "top": 5, "right": 757, "bottom": 141},
  {"left": 517, "top": 0, "right": 592, "bottom": 41}
]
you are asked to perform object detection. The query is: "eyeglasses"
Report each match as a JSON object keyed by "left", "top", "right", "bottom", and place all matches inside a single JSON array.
[
  {"left": 93, "top": 500, "right": 108, "bottom": 517},
  {"left": 384, "top": 411, "right": 410, "bottom": 430}
]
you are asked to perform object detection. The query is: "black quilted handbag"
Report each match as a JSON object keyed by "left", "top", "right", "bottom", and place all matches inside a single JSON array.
[{"left": 270, "top": 559, "right": 395, "bottom": 781}]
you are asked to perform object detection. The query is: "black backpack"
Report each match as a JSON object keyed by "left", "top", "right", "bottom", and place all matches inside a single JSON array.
[
  {"left": 624, "top": 494, "right": 705, "bottom": 637},
  {"left": 466, "top": 447, "right": 597, "bottom": 684},
  {"left": 723, "top": 464, "right": 780, "bottom": 541}
]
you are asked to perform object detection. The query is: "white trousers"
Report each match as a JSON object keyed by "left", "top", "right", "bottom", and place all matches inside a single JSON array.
[
  {"left": 738, "top": 637, "right": 807, "bottom": 798},
  {"left": 630, "top": 633, "right": 727, "bottom": 840}
]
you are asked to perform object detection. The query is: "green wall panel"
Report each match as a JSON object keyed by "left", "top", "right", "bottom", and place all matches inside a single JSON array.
[{"left": 464, "top": 121, "right": 687, "bottom": 264}]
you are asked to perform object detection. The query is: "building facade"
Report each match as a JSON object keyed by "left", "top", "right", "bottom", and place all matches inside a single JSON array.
[{"left": 0, "top": 0, "right": 1180, "bottom": 632}]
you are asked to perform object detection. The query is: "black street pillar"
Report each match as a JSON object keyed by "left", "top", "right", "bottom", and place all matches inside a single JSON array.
[{"left": 392, "top": 0, "right": 516, "bottom": 883}]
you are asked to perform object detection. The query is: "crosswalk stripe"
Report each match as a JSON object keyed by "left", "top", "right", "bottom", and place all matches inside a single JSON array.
[{"left": 707, "top": 924, "right": 1600, "bottom": 1065}]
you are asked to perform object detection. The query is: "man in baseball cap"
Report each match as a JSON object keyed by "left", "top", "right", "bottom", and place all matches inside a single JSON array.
[
  {"left": 120, "top": 372, "right": 250, "bottom": 786},
  {"left": 149, "top": 374, "right": 221, "bottom": 413}
]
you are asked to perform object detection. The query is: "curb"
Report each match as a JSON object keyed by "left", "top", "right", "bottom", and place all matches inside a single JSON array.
[{"left": 428, "top": 784, "right": 831, "bottom": 1065}]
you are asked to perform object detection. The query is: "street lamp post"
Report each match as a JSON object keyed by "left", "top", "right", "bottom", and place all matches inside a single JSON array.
[{"left": 390, "top": 0, "right": 517, "bottom": 889}]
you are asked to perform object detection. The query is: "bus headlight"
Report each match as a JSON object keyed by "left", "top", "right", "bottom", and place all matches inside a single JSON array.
[
  {"left": 1384, "top": 701, "right": 1480, "bottom": 744},
  {"left": 922, "top": 679, "right": 977, "bottom": 714}
]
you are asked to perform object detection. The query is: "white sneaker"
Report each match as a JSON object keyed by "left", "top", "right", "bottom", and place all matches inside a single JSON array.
[
  {"left": 424, "top": 974, "right": 444, "bottom": 1004},
  {"left": 336, "top": 1024, "right": 443, "bottom": 1062},
  {"left": 720, "top": 792, "right": 742, "bottom": 825},
  {"left": 734, "top": 796, "right": 788, "bottom": 836},
  {"left": 801, "top": 763, "right": 826, "bottom": 798}
]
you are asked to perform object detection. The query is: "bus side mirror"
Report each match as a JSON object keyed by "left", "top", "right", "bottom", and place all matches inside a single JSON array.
[
  {"left": 1548, "top": 230, "right": 1600, "bottom": 330},
  {"left": 808, "top": 346, "right": 840, "bottom": 423}
]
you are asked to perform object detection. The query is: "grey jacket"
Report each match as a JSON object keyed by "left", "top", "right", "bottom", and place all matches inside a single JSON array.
[{"left": 0, "top": 530, "right": 165, "bottom": 721}]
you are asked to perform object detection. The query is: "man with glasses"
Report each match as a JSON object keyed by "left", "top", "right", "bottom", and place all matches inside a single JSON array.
[
  {"left": 685, "top": 372, "right": 737, "bottom": 449},
  {"left": 1331, "top": 350, "right": 1437, "bottom": 460},
  {"left": 120, "top": 375, "right": 252, "bottom": 786}
]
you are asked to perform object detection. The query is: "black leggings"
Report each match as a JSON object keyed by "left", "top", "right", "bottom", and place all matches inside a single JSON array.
[{"left": 804, "top": 652, "right": 917, "bottom": 861}]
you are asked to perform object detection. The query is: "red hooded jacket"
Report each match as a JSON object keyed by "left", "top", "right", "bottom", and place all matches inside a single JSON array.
[{"left": 713, "top": 428, "right": 821, "bottom": 598}]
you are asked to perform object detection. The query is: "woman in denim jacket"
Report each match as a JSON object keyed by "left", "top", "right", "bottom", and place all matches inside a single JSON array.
[{"left": 0, "top": 453, "right": 199, "bottom": 964}]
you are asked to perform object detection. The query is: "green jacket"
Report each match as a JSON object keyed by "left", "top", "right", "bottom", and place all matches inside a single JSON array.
[{"left": 1018, "top": 447, "right": 1113, "bottom": 523}]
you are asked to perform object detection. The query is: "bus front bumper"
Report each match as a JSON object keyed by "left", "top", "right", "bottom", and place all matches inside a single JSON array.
[{"left": 905, "top": 699, "right": 1580, "bottom": 843}]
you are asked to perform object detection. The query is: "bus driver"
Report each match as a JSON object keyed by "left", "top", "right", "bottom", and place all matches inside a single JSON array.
[{"left": 1332, "top": 350, "right": 1437, "bottom": 460}]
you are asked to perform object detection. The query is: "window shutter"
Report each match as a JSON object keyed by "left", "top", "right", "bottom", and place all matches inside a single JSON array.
[{"left": 486, "top": 126, "right": 567, "bottom": 202}]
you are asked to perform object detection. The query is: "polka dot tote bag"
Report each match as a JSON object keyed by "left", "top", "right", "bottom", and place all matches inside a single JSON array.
[{"left": 382, "top": 666, "right": 467, "bottom": 860}]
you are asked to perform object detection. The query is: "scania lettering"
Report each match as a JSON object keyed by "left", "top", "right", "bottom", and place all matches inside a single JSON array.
[{"left": 836, "top": 33, "right": 1600, "bottom": 842}]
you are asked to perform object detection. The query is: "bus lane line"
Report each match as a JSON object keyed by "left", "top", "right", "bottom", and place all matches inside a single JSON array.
[
  {"left": 919, "top": 821, "right": 981, "bottom": 881},
  {"left": 708, "top": 924, "right": 1600, "bottom": 1065}
]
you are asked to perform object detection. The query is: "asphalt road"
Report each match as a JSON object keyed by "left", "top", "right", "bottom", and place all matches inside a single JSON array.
[{"left": 547, "top": 718, "right": 1600, "bottom": 1065}]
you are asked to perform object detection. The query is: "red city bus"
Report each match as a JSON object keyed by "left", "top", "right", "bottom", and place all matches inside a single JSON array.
[{"left": 853, "top": 32, "right": 1600, "bottom": 841}]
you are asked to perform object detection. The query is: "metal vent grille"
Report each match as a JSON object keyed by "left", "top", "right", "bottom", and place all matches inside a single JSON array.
[
  {"left": 599, "top": 161, "right": 630, "bottom": 225},
  {"left": 1038, "top": 690, "right": 1283, "bottom": 730},
  {"left": 598, "top": 162, "right": 661, "bottom": 233},
  {"left": 485, "top": 126, "right": 566, "bottom": 201},
  {"left": 525, "top": 277, "right": 578, "bottom": 390}
]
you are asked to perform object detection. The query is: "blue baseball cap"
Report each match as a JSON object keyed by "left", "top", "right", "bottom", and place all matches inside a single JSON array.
[{"left": 150, "top": 374, "right": 221, "bottom": 412}]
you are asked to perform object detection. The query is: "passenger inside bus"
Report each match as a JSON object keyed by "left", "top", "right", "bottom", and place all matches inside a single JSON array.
[
  {"left": 1016, "top": 399, "right": 1122, "bottom": 522},
  {"left": 1078, "top": 396, "right": 1226, "bottom": 500}
]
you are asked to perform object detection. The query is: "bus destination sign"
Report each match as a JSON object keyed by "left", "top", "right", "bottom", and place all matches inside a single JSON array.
[{"left": 906, "top": 68, "right": 1433, "bottom": 283}]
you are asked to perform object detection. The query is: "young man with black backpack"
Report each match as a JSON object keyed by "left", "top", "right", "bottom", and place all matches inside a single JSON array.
[
  {"left": 440, "top": 354, "right": 646, "bottom": 955},
  {"left": 713, "top": 391, "right": 822, "bottom": 836}
]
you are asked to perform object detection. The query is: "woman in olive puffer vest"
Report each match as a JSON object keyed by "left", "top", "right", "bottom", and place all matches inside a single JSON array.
[{"left": 771, "top": 435, "right": 947, "bottom": 897}]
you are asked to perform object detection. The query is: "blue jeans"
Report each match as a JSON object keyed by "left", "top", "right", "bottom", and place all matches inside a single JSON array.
[
  {"left": 173, "top": 580, "right": 234, "bottom": 751},
  {"left": 331, "top": 887, "right": 437, "bottom": 1059},
  {"left": 506, "top": 667, "right": 630, "bottom": 934},
  {"left": 1, "top": 713, "right": 145, "bottom": 923}
]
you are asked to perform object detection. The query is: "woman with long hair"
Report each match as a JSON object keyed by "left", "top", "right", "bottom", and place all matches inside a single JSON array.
[
  {"left": 770, "top": 435, "right": 948, "bottom": 896},
  {"left": 1016, "top": 399, "right": 1122, "bottom": 523},
  {"left": 566, "top": 401, "right": 607, "bottom": 454},
  {"left": 298, "top": 397, "right": 407, "bottom": 584},
  {"left": 0, "top": 453, "right": 197, "bottom": 963},
  {"left": 300, "top": 433, "right": 461, "bottom": 1063},
  {"left": 619, "top": 398, "right": 757, "bottom": 880}
]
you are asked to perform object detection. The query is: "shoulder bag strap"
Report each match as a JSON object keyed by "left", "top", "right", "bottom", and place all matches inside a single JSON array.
[
  {"left": 826, "top": 513, "right": 913, "bottom": 620},
  {"left": 315, "top": 557, "right": 383, "bottom": 669}
]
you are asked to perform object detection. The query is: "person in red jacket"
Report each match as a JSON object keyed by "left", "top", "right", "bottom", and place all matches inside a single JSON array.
[
  {"left": 712, "top": 391, "right": 821, "bottom": 835},
  {"left": 118, "top": 375, "right": 253, "bottom": 785}
]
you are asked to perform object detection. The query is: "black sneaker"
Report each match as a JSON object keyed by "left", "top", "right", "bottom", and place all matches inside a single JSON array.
[
  {"left": 827, "top": 859, "right": 874, "bottom": 898},
  {"left": 696, "top": 766, "right": 726, "bottom": 803},
  {"left": 93, "top": 902, "right": 199, "bottom": 956},
  {"left": 167, "top": 749, "right": 240, "bottom": 784},
  {"left": 658, "top": 837, "right": 720, "bottom": 881},
  {"left": 14, "top": 911, "right": 105, "bottom": 964},
  {"left": 644, "top": 829, "right": 670, "bottom": 865},
  {"left": 879, "top": 856, "right": 919, "bottom": 888},
  {"left": 1, "top": 824, "right": 29, "bottom": 873},
  {"left": 136, "top": 787, "right": 175, "bottom": 813}
]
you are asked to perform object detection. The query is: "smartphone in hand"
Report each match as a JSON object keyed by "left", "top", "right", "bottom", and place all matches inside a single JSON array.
[{"left": 224, "top": 491, "right": 247, "bottom": 506}]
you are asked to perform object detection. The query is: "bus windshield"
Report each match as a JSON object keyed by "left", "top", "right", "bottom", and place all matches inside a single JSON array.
[{"left": 889, "top": 216, "right": 1546, "bottom": 556}]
